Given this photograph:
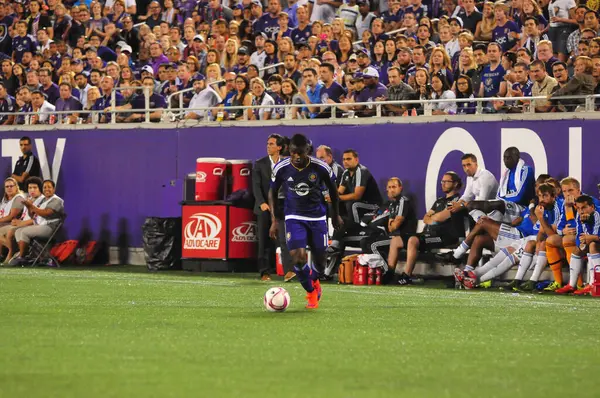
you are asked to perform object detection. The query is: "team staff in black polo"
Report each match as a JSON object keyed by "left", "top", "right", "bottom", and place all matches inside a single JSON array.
[
  {"left": 358, "top": 177, "right": 417, "bottom": 283},
  {"left": 392, "top": 171, "right": 469, "bottom": 285},
  {"left": 12, "top": 136, "right": 41, "bottom": 191},
  {"left": 329, "top": 149, "right": 383, "bottom": 251},
  {"left": 337, "top": 149, "right": 383, "bottom": 223}
]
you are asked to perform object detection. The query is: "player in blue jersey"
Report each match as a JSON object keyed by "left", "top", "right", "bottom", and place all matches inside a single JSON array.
[
  {"left": 555, "top": 195, "right": 600, "bottom": 295},
  {"left": 542, "top": 177, "right": 600, "bottom": 291},
  {"left": 457, "top": 183, "right": 559, "bottom": 289},
  {"left": 502, "top": 183, "right": 563, "bottom": 291},
  {"left": 268, "top": 134, "right": 342, "bottom": 309}
]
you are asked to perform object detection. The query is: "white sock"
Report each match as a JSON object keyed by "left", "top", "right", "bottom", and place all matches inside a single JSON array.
[
  {"left": 569, "top": 254, "right": 583, "bottom": 287},
  {"left": 480, "top": 256, "right": 516, "bottom": 282},
  {"left": 488, "top": 210, "right": 503, "bottom": 222},
  {"left": 469, "top": 209, "right": 486, "bottom": 223},
  {"left": 514, "top": 253, "right": 534, "bottom": 281},
  {"left": 474, "top": 249, "right": 508, "bottom": 277},
  {"left": 453, "top": 241, "right": 470, "bottom": 259},
  {"left": 464, "top": 264, "right": 474, "bottom": 272},
  {"left": 530, "top": 251, "right": 547, "bottom": 282},
  {"left": 587, "top": 253, "right": 600, "bottom": 285}
]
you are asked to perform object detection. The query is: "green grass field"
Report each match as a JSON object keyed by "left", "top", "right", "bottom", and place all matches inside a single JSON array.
[{"left": 1, "top": 267, "right": 600, "bottom": 398}]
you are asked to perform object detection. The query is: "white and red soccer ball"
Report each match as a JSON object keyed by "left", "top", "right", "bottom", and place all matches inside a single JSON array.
[{"left": 264, "top": 287, "right": 291, "bottom": 312}]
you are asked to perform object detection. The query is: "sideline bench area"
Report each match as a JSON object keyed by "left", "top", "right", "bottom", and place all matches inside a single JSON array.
[{"left": 341, "top": 221, "right": 561, "bottom": 282}]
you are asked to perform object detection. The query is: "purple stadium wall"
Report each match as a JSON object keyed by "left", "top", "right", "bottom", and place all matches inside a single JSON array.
[{"left": 0, "top": 120, "right": 595, "bottom": 249}]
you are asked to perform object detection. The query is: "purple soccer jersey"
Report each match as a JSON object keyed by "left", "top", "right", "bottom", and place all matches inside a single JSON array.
[{"left": 271, "top": 156, "right": 335, "bottom": 252}]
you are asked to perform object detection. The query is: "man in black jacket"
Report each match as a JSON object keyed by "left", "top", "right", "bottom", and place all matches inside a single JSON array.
[{"left": 253, "top": 134, "right": 289, "bottom": 281}]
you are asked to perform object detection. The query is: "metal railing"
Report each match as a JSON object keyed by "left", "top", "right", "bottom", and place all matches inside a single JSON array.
[
  {"left": 4, "top": 94, "right": 598, "bottom": 126},
  {"left": 166, "top": 62, "right": 285, "bottom": 118},
  {"left": 163, "top": 93, "right": 599, "bottom": 122}
]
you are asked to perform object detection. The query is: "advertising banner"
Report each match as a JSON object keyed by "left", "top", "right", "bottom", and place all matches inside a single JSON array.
[
  {"left": 181, "top": 205, "right": 227, "bottom": 259},
  {"left": 228, "top": 207, "right": 257, "bottom": 259}
]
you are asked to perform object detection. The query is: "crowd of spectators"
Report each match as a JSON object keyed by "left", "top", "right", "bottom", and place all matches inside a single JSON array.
[{"left": 0, "top": 0, "right": 599, "bottom": 124}]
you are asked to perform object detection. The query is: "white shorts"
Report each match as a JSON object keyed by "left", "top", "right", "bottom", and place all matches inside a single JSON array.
[
  {"left": 509, "top": 235, "right": 537, "bottom": 260},
  {"left": 494, "top": 223, "right": 523, "bottom": 251},
  {"left": 488, "top": 200, "right": 526, "bottom": 224}
]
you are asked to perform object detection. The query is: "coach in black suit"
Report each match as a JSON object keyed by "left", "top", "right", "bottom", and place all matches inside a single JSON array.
[{"left": 253, "top": 134, "right": 293, "bottom": 281}]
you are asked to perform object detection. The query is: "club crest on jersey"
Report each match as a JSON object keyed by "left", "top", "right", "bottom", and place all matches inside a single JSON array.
[
  {"left": 308, "top": 173, "right": 317, "bottom": 182},
  {"left": 286, "top": 232, "right": 291, "bottom": 241}
]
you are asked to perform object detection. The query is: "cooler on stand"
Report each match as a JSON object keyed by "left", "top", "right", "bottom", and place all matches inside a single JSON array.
[
  {"left": 228, "top": 159, "right": 252, "bottom": 194},
  {"left": 181, "top": 158, "right": 257, "bottom": 272},
  {"left": 195, "top": 157, "right": 227, "bottom": 201}
]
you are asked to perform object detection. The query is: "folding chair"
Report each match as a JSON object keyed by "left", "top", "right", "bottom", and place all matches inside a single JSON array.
[{"left": 28, "top": 213, "right": 67, "bottom": 267}]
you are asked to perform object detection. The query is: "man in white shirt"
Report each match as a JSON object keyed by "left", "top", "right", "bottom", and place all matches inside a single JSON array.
[
  {"left": 436, "top": 152, "right": 499, "bottom": 264},
  {"left": 355, "top": 0, "right": 376, "bottom": 39},
  {"left": 185, "top": 78, "right": 223, "bottom": 120},
  {"left": 449, "top": 153, "right": 499, "bottom": 221},
  {"left": 104, "top": 0, "right": 136, "bottom": 16},
  {"left": 309, "top": 0, "right": 342, "bottom": 24},
  {"left": 250, "top": 33, "right": 268, "bottom": 77},
  {"left": 30, "top": 90, "right": 55, "bottom": 124}
]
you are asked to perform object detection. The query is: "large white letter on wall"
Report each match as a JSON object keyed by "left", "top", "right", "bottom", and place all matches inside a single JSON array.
[
  {"left": 1, "top": 139, "right": 21, "bottom": 170},
  {"left": 426, "top": 128, "right": 484, "bottom": 209},
  {"left": 35, "top": 138, "right": 66, "bottom": 182},
  {"left": 501, "top": 128, "right": 548, "bottom": 176},
  {"left": 569, "top": 127, "right": 582, "bottom": 182}
]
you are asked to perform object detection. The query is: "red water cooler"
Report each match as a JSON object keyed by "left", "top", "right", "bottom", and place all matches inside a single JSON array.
[
  {"left": 195, "top": 157, "right": 227, "bottom": 201},
  {"left": 228, "top": 159, "right": 252, "bottom": 194}
]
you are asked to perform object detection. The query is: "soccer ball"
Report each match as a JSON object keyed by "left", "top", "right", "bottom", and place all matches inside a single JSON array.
[{"left": 264, "top": 287, "right": 291, "bottom": 312}]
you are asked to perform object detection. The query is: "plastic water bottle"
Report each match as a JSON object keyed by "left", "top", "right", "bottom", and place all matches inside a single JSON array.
[{"left": 206, "top": 110, "right": 213, "bottom": 121}]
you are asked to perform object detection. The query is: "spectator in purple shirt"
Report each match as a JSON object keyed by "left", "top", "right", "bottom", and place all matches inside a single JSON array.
[
  {"left": 354, "top": 66, "right": 388, "bottom": 117},
  {"left": 12, "top": 21, "right": 36, "bottom": 64},
  {"left": 55, "top": 83, "right": 83, "bottom": 124},
  {"left": 492, "top": 2, "right": 520, "bottom": 52},
  {"left": 254, "top": 0, "right": 282, "bottom": 39},
  {"left": 39, "top": 68, "right": 60, "bottom": 105},
  {"left": 149, "top": 42, "right": 169, "bottom": 74}
]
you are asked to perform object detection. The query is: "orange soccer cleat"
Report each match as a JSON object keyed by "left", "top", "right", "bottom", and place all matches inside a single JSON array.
[
  {"left": 313, "top": 279, "right": 322, "bottom": 301},
  {"left": 555, "top": 284, "right": 576, "bottom": 295},
  {"left": 305, "top": 289, "right": 319, "bottom": 309},
  {"left": 573, "top": 285, "right": 593, "bottom": 296}
]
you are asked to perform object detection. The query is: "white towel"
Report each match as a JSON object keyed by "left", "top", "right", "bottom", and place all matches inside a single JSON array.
[
  {"left": 498, "top": 159, "right": 525, "bottom": 198},
  {"left": 357, "top": 253, "right": 388, "bottom": 271}
]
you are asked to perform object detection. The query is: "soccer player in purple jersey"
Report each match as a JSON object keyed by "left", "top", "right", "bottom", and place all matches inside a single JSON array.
[{"left": 268, "top": 134, "right": 343, "bottom": 309}]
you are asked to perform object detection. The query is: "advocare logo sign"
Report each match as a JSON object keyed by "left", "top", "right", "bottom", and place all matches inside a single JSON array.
[
  {"left": 184, "top": 213, "right": 222, "bottom": 250},
  {"left": 231, "top": 221, "right": 257, "bottom": 242}
]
